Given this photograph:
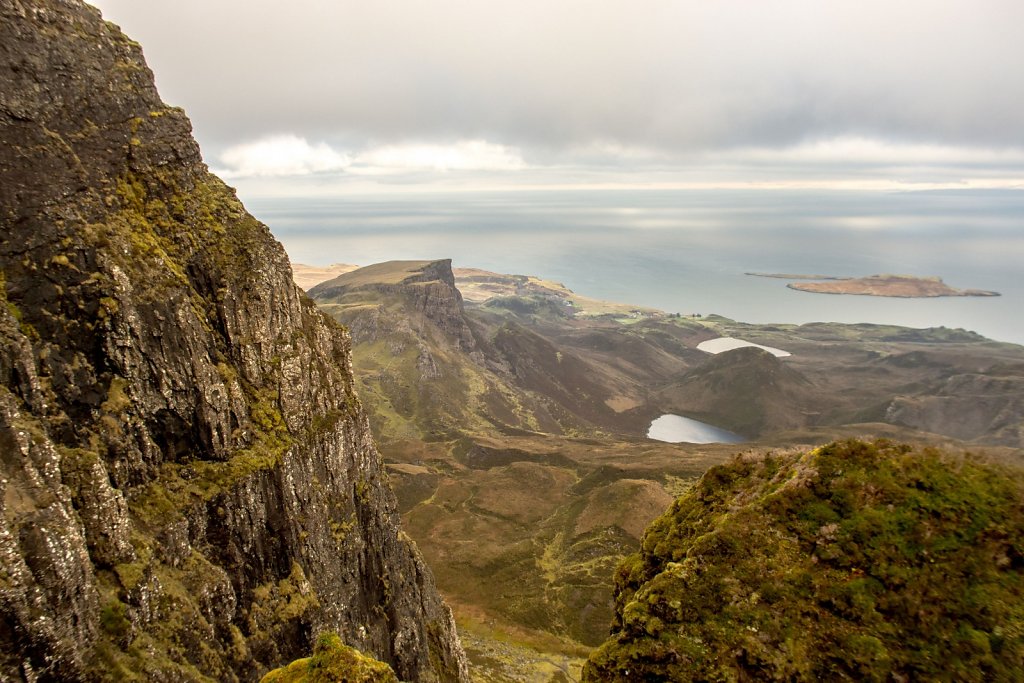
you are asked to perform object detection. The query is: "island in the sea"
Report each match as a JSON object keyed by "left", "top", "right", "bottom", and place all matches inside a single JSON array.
[{"left": 746, "top": 272, "right": 1001, "bottom": 298}]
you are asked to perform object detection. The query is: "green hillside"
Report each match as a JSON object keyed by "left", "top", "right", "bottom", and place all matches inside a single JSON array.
[{"left": 584, "top": 439, "right": 1024, "bottom": 681}]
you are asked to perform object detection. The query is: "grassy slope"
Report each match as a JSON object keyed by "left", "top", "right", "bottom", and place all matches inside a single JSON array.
[{"left": 585, "top": 439, "right": 1024, "bottom": 682}]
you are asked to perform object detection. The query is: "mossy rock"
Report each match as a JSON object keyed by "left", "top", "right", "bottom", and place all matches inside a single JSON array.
[
  {"left": 260, "top": 633, "right": 397, "bottom": 683},
  {"left": 584, "top": 439, "right": 1024, "bottom": 682}
]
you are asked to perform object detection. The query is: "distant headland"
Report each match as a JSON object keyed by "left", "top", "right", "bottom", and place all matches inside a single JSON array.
[{"left": 747, "top": 272, "right": 1001, "bottom": 298}]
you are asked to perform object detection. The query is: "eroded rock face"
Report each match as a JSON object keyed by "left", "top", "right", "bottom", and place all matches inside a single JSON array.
[{"left": 0, "top": 1, "right": 467, "bottom": 680}]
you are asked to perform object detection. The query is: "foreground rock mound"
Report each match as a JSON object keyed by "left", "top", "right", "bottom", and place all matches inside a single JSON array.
[
  {"left": 260, "top": 633, "right": 398, "bottom": 683},
  {"left": 0, "top": 2, "right": 467, "bottom": 680},
  {"left": 584, "top": 440, "right": 1024, "bottom": 681}
]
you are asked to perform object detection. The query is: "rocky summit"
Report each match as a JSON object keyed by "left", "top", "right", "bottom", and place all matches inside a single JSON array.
[{"left": 0, "top": 1, "right": 467, "bottom": 681}]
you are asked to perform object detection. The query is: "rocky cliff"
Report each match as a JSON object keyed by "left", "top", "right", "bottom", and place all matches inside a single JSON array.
[{"left": 0, "top": 1, "right": 467, "bottom": 681}]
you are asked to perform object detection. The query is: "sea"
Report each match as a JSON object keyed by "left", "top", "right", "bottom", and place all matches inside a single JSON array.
[{"left": 245, "top": 188, "right": 1024, "bottom": 346}]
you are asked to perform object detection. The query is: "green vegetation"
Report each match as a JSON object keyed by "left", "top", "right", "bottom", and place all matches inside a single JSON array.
[
  {"left": 248, "top": 563, "right": 321, "bottom": 635},
  {"left": 456, "top": 616, "right": 586, "bottom": 683},
  {"left": 88, "top": 551, "right": 238, "bottom": 682},
  {"left": 260, "top": 633, "right": 398, "bottom": 683},
  {"left": 99, "top": 599, "right": 131, "bottom": 641},
  {"left": 584, "top": 439, "right": 1024, "bottom": 682},
  {"left": 302, "top": 248, "right": 1024, "bottom": 681}
]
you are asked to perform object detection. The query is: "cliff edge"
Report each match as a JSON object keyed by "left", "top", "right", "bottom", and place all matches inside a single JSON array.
[{"left": 0, "top": 1, "right": 467, "bottom": 681}]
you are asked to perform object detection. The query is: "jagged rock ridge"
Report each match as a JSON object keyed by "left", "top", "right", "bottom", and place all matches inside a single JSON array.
[{"left": 0, "top": 1, "right": 467, "bottom": 681}]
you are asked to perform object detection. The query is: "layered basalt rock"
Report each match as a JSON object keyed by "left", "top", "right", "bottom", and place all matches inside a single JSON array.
[{"left": 0, "top": 1, "right": 467, "bottom": 680}]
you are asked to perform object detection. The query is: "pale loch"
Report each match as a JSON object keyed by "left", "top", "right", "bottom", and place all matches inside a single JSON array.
[
  {"left": 697, "top": 337, "right": 791, "bottom": 357},
  {"left": 647, "top": 414, "right": 746, "bottom": 444}
]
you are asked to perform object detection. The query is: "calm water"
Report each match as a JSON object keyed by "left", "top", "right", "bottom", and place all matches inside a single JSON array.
[
  {"left": 647, "top": 414, "right": 746, "bottom": 444},
  {"left": 246, "top": 188, "right": 1024, "bottom": 345}
]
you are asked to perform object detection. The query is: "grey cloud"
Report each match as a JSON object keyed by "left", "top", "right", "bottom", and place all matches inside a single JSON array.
[{"left": 91, "top": 0, "right": 1024, "bottom": 162}]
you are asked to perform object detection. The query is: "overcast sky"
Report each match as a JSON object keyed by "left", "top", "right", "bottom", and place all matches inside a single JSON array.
[{"left": 90, "top": 0, "right": 1024, "bottom": 196}]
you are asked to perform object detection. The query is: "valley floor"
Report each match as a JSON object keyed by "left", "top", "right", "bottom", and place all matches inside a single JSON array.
[{"left": 297, "top": 259, "right": 1024, "bottom": 680}]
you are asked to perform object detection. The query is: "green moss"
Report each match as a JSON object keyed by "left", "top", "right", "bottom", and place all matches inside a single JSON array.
[
  {"left": 330, "top": 517, "right": 355, "bottom": 543},
  {"left": 354, "top": 477, "right": 369, "bottom": 503},
  {"left": 584, "top": 440, "right": 1024, "bottom": 682},
  {"left": 260, "top": 632, "right": 398, "bottom": 683},
  {"left": 100, "top": 599, "right": 132, "bottom": 640},
  {"left": 248, "top": 562, "right": 321, "bottom": 640},
  {"left": 88, "top": 555, "right": 223, "bottom": 682},
  {"left": 97, "top": 296, "right": 120, "bottom": 319},
  {"left": 250, "top": 387, "right": 288, "bottom": 436},
  {"left": 3, "top": 288, "right": 40, "bottom": 342},
  {"left": 102, "top": 376, "right": 131, "bottom": 414},
  {"left": 110, "top": 532, "right": 154, "bottom": 592},
  {"left": 129, "top": 440, "right": 288, "bottom": 527}
]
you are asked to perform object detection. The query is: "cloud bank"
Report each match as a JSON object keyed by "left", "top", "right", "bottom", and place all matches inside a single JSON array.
[
  {"left": 216, "top": 137, "right": 526, "bottom": 179},
  {"left": 217, "top": 135, "right": 351, "bottom": 177},
  {"left": 91, "top": 0, "right": 1024, "bottom": 193}
]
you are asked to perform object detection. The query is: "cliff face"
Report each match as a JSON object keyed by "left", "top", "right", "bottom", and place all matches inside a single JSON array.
[{"left": 0, "top": 2, "right": 467, "bottom": 681}]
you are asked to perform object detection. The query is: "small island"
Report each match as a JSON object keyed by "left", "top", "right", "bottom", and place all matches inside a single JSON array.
[{"left": 747, "top": 273, "right": 1000, "bottom": 298}]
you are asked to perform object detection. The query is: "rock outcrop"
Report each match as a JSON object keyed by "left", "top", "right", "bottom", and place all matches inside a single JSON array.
[
  {"left": 310, "top": 260, "right": 480, "bottom": 355},
  {"left": 0, "top": 1, "right": 467, "bottom": 681}
]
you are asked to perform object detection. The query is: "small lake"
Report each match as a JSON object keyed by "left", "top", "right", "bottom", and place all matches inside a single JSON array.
[{"left": 647, "top": 414, "right": 746, "bottom": 444}]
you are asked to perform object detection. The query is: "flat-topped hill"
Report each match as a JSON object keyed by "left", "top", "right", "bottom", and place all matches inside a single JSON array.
[
  {"left": 748, "top": 272, "right": 1001, "bottom": 298},
  {"left": 789, "top": 274, "right": 1000, "bottom": 297},
  {"left": 310, "top": 259, "right": 456, "bottom": 292}
]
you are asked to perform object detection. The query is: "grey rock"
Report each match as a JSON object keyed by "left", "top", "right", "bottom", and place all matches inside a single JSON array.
[{"left": 0, "top": 1, "right": 468, "bottom": 680}]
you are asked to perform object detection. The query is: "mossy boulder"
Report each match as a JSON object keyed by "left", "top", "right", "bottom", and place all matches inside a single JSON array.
[
  {"left": 584, "top": 439, "right": 1024, "bottom": 682},
  {"left": 260, "top": 633, "right": 398, "bottom": 683}
]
